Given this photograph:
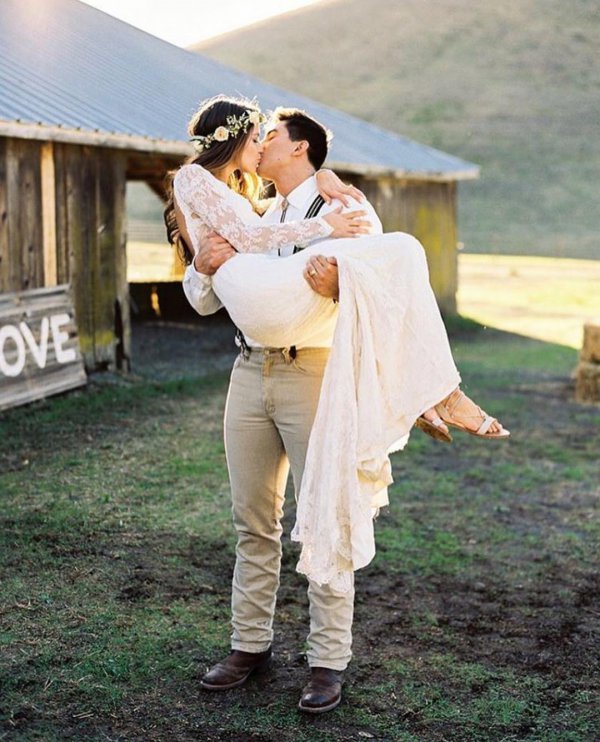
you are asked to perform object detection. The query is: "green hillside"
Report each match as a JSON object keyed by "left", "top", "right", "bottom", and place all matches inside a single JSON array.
[{"left": 192, "top": 0, "right": 600, "bottom": 259}]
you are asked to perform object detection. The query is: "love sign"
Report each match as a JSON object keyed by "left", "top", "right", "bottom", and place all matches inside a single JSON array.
[
  {"left": 0, "top": 314, "right": 77, "bottom": 376},
  {"left": 0, "top": 286, "right": 86, "bottom": 411}
]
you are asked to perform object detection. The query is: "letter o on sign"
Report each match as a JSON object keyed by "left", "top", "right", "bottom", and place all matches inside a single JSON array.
[{"left": 0, "top": 324, "right": 27, "bottom": 377}]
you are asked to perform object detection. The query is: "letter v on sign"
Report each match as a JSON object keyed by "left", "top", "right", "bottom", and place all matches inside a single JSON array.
[{"left": 19, "top": 317, "right": 50, "bottom": 369}]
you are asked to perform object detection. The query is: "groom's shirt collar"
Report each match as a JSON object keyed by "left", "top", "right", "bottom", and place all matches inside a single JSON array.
[
  {"left": 269, "top": 174, "right": 318, "bottom": 216},
  {"left": 280, "top": 174, "right": 319, "bottom": 211}
]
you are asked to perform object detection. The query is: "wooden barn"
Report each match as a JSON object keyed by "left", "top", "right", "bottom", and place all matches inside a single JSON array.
[{"left": 0, "top": 0, "right": 478, "bottom": 394}]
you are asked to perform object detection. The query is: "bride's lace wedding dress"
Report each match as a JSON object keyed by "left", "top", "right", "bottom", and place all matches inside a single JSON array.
[{"left": 174, "top": 164, "right": 461, "bottom": 593}]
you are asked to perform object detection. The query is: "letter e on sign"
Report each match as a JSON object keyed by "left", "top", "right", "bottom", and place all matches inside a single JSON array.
[{"left": 50, "top": 313, "right": 76, "bottom": 364}]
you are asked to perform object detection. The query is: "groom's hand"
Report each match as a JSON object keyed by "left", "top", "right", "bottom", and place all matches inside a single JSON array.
[
  {"left": 304, "top": 256, "right": 339, "bottom": 301},
  {"left": 193, "top": 231, "right": 236, "bottom": 275}
]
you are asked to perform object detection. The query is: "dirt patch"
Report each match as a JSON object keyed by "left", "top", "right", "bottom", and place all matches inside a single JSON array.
[{"left": 130, "top": 315, "right": 238, "bottom": 381}]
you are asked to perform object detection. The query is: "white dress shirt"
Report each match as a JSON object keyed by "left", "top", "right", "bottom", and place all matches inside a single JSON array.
[{"left": 182, "top": 173, "right": 383, "bottom": 348}]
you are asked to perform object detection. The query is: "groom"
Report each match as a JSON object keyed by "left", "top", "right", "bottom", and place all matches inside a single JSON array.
[{"left": 182, "top": 107, "right": 381, "bottom": 713}]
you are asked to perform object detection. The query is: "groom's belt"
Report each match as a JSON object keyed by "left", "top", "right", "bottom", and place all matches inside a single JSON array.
[
  {"left": 236, "top": 332, "right": 298, "bottom": 361},
  {"left": 241, "top": 345, "right": 331, "bottom": 364}
]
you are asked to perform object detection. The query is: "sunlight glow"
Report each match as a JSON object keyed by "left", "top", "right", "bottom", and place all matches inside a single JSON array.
[{"left": 80, "top": 0, "right": 324, "bottom": 47}]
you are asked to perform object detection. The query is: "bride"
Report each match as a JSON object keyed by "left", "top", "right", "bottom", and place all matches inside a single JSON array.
[{"left": 166, "top": 95, "right": 509, "bottom": 590}]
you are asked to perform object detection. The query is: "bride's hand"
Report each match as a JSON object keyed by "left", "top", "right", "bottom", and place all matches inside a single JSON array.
[
  {"left": 323, "top": 207, "right": 371, "bottom": 238},
  {"left": 316, "top": 169, "right": 365, "bottom": 206}
]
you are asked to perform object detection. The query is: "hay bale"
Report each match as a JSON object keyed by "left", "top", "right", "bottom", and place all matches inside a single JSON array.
[
  {"left": 575, "top": 361, "right": 600, "bottom": 403},
  {"left": 580, "top": 322, "right": 600, "bottom": 363}
]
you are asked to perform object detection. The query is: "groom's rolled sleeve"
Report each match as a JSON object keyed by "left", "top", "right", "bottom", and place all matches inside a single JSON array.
[{"left": 183, "top": 263, "right": 223, "bottom": 316}]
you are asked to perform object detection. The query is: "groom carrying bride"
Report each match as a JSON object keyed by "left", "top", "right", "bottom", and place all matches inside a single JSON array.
[{"left": 181, "top": 106, "right": 381, "bottom": 713}]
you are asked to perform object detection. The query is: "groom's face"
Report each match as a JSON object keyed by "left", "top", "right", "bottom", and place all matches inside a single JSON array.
[{"left": 257, "top": 122, "right": 298, "bottom": 180}]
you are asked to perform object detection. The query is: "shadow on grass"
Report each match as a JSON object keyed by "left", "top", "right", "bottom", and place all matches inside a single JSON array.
[{"left": 1, "top": 320, "right": 598, "bottom": 741}]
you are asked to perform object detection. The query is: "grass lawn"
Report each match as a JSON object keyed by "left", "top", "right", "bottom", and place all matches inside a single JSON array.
[{"left": 1, "top": 319, "right": 599, "bottom": 740}]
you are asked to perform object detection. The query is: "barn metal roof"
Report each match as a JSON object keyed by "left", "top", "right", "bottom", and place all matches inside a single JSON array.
[{"left": 0, "top": 0, "right": 479, "bottom": 180}]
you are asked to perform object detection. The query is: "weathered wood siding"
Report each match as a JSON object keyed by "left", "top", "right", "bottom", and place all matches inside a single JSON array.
[
  {"left": 0, "top": 137, "right": 44, "bottom": 293},
  {"left": 0, "top": 137, "right": 129, "bottom": 371},
  {"left": 347, "top": 175, "right": 458, "bottom": 316}
]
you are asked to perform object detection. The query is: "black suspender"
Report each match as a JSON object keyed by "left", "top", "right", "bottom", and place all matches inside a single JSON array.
[
  {"left": 292, "top": 195, "right": 326, "bottom": 254},
  {"left": 305, "top": 194, "right": 326, "bottom": 219},
  {"left": 235, "top": 193, "right": 327, "bottom": 357}
]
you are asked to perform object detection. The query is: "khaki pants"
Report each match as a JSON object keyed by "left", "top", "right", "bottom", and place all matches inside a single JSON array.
[{"left": 224, "top": 347, "right": 354, "bottom": 671}]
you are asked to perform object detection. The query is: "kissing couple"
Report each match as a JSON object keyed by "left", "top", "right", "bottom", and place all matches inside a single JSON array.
[{"left": 164, "top": 95, "right": 509, "bottom": 712}]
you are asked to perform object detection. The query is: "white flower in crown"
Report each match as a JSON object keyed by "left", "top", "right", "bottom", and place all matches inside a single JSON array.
[
  {"left": 248, "top": 111, "right": 261, "bottom": 126},
  {"left": 189, "top": 108, "right": 265, "bottom": 152},
  {"left": 214, "top": 126, "right": 230, "bottom": 142}
]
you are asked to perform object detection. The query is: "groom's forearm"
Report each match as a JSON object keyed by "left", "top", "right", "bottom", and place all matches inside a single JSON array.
[{"left": 193, "top": 231, "right": 237, "bottom": 274}]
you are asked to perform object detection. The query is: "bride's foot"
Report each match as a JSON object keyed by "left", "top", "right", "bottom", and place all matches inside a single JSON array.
[
  {"left": 435, "top": 388, "right": 510, "bottom": 439},
  {"left": 415, "top": 408, "right": 452, "bottom": 443}
]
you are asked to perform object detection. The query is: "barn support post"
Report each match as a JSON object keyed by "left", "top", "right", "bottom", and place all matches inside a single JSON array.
[
  {"left": 41, "top": 141, "right": 57, "bottom": 287},
  {"left": 98, "top": 149, "right": 130, "bottom": 371},
  {"left": 66, "top": 144, "right": 94, "bottom": 366},
  {"left": 0, "top": 137, "right": 8, "bottom": 293}
]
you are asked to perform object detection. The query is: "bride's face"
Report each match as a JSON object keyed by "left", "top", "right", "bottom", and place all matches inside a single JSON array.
[{"left": 236, "top": 125, "right": 263, "bottom": 174}]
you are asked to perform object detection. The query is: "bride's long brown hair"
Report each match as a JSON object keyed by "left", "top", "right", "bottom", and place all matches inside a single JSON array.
[{"left": 164, "top": 95, "right": 264, "bottom": 265}]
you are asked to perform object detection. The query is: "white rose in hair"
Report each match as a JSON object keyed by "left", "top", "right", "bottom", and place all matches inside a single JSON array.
[
  {"left": 214, "top": 126, "right": 229, "bottom": 142},
  {"left": 248, "top": 111, "right": 261, "bottom": 126}
]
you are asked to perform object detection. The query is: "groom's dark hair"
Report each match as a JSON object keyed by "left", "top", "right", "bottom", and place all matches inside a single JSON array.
[{"left": 271, "top": 107, "right": 331, "bottom": 170}]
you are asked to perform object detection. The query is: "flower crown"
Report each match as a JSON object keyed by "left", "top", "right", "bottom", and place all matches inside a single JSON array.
[{"left": 190, "top": 109, "right": 266, "bottom": 153}]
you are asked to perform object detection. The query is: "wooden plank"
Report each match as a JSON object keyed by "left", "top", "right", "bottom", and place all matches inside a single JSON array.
[
  {"left": 0, "top": 121, "right": 192, "bottom": 158},
  {"left": 94, "top": 148, "right": 118, "bottom": 368},
  {"left": 0, "top": 285, "right": 86, "bottom": 412},
  {"left": 110, "top": 152, "right": 131, "bottom": 371},
  {"left": 41, "top": 142, "right": 57, "bottom": 286},
  {"left": 4, "top": 139, "right": 22, "bottom": 291},
  {"left": 5, "top": 139, "right": 44, "bottom": 292},
  {"left": 0, "top": 137, "right": 8, "bottom": 293},
  {"left": 53, "top": 144, "right": 129, "bottom": 372},
  {"left": 53, "top": 143, "right": 70, "bottom": 285},
  {"left": 65, "top": 145, "right": 96, "bottom": 367},
  {"left": 20, "top": 140, "right": 43, "bottom": 290},
  {"left": 406, "top": 180, "right": 457, "bottom": 315},
  {"left": 352, "top": 174, "right": 458, "bottom": 315}
]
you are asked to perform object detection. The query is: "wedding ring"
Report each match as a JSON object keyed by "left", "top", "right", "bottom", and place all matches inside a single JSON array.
[{"left": 308, "top": 268, "right": 317, "bottom": 276}]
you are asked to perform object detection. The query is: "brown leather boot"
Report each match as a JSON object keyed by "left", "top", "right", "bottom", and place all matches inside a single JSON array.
[
  {"left": 298, "top": 667, "right": 344, "bottom": 713},
  {"left": 200, "top": 648, "right": 272, "bottom": 690}
]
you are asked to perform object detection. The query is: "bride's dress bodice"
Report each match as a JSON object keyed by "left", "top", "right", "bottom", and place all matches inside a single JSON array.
[{"left": 174, "top": 164, "right": 337, "bottom": 346}]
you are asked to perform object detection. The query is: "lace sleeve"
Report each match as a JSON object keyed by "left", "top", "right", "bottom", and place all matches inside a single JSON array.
[{"left": 173, "top": 165, "right": 333, "bottom": 254}]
